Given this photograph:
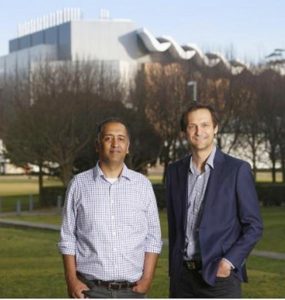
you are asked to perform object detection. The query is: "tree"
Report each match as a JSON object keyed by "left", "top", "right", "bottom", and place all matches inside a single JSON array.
[
  {"left": 3, "top": 60, "right": 161, "bottom": 194},
  {"left": 3, "top": 61, "right": 124, "bottom": 190},
  {"left": 3, "top": 100, "right": 50, "bottom": 199},
  {"left": 229, "top": 71, "right": 265, "bottom": 179},
  {"left": 257, "top": 69, "right": 284, "bottom": 182},
  {"left": 134, "top": 63, "right": 190, "bottom": 181}
]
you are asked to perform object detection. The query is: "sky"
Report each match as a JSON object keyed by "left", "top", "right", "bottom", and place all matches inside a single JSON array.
[{"left": 0, "top": 0, "right": 284, "bottom": 63}]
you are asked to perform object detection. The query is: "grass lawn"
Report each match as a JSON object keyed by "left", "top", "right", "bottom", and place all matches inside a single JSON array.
[
  {"left": 255, "top": 206, "right": 285, "bottom": 252},
  {"left": 1, "top": 176, "right": 285, "bottom": 297},
  {"left": 0, "top": 207, "right": 285, "bottom": 297},
  {"left": 0, "top": 227, "right": 284, "bottom": 298},
  {"left": 0, "top": 227, "right": 66, "bottom": 298},
  {"left": 0, "top": 175, "right": 62, "bottom": 196},
  {"left": 3, "top": 206, "right": 285, "bottom": 250}
]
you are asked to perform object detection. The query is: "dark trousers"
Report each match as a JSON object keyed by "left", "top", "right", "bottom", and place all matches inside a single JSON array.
[
  {"left": 77, "top": 273, "right": 146, "bottom": 299},
  {"left": 172, "top": 264, "right": 241, "bottom": 298}
]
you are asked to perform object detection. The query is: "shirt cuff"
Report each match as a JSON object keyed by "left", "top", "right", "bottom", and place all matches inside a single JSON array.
[{"left": 222, "top": 257, "right": 235, "bottom": 269}]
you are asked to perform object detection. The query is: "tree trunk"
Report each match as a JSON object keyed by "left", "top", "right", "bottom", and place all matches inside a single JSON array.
[
  {"left": 60, "top": 163, "right": 74, "bottom": 187},
  {"left": 281, "top": 151, "right": 285, "bottom": 183},
  {"left": 252, "top": 156, "right": 257, "bottom": 181},
  {"left": 162, "top": 159, "right": 169, "bottom": 184},
  {"left": 272, "top": 157, "right": 277, "bottom": 183}
]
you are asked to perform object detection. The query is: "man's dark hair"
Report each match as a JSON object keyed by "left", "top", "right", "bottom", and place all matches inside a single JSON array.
[
  {"left": 96, "top": 117, "right": 130, "bottom": 141},
  {"left": 180, "top": 103, "right": 219, "bottom": 132}
]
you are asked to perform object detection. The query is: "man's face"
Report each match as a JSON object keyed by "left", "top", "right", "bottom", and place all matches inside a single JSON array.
[
  {"left": 185, "top": 108, "right": 218, "bottom": 152},
  {"left": 97, "top": 122, "right": 130, "bottom": 165}
]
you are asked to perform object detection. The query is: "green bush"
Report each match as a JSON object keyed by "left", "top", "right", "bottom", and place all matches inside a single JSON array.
[
  {"left": 153, "top": 183, "right": 285, "bottom": 209},
  {"left": 41, "top": 186, "right": 66, "bottom": 207},
  {"left": 256, "top": 184, "right": 285, "bottom": 206},
  {"left": 42, "top": 184, "right": 167, "bottom": 209}
]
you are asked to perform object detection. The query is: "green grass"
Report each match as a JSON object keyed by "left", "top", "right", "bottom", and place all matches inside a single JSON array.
[
  {"left": 0, "top": 227, "right": 66, "bottom": 298},
  {"left": 0, "top": 175, "right": 62, "bottom": 196},
  {"left": 255, "top": 206, "right": 285, "bottom": 252},
  {"left": 1, "top": 175, "right": 285, "bottom": 297},
  {"left": 256, "top": 171, "right": 283, "bottom": 183},
  {"left": 0, "top": 227, "right": 284, "bottom": 298},
  {"left": 243, "top": 256, "right": 285, "bottom": 297},
  {"left": 2, "top": 207, "right": 285, "bottom": 250}
]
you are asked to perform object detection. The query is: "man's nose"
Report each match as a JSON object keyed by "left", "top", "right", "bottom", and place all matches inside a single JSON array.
[
  {"left": 111, "top": 138, "right": 118, "bottom": 147},
  {"left": 195, "top": 126, "right": 202, "bottom": 135}
]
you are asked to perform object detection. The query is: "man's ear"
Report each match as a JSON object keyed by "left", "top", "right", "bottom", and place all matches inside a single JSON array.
[
  {"left": 179, "top": 131, "right": 185, "bottom": 139},
  {"left": 214, "top": 125, "right": 218, "bottom": 135},
  {"left": 126, "top": 141, "right": 130, "bottom": 154}
]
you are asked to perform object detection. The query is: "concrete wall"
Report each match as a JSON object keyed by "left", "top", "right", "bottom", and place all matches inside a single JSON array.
[{"left": 69, "top": 20, "right": 147, "bottom": 62}]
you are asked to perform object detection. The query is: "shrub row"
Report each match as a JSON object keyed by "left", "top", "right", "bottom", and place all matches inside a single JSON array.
[
  {"left": 256, "top": 183, "right": 285, "bottom": 206},
  {"left": 41, "top": 183, "right": 285, "bottom": 209}
]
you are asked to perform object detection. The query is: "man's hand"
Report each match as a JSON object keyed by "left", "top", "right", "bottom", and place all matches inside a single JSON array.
[
  {"left": 132, "top": 277, "right": 152, "bottom": 294},
  {"left": 66, "top": 277, "right": 89, "bottom": 298},
  {"left": 216, "top": 259, "right": 232, "bottom": 278}
]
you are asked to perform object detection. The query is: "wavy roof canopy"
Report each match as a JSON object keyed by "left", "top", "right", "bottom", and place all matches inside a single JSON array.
[
  {"left": 137, "top": 28, "right": 171, "bottom": 52},
  {"left": 137, "top": 27, "right": 251, "bottom": 75}
]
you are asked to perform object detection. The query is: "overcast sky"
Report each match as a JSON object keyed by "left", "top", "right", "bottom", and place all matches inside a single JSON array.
[{"left": 0, "top": 0, "right": 284, "bottom": 62}]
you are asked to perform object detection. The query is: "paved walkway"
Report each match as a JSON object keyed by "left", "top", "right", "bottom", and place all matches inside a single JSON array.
[
  {"left": 0, "top": 217, "right": 285, "bottom": 261},
  {"left": 0, "top": 218, "right": 60, "bottom": 231}
]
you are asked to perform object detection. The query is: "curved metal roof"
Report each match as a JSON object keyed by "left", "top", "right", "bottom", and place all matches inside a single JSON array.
[{"left": 137, "top": 27, "right": 251, "bottom": 75}]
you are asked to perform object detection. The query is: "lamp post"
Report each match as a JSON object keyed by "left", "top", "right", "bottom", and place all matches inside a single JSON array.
[{"left": 187, "top": 81, "right": 197, "bottom": 102}]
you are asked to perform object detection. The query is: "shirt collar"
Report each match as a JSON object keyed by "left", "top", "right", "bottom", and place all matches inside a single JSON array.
[
  {"left": 93, "top": 162, "right": 132, "bottom": 181},
  {"left": 189, "top": 145, "right": 216, "bottom": 174}
]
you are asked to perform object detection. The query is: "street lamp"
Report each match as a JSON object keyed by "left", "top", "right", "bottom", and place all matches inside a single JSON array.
[{"left": 187, "top": 81, "right": 197, "bottom": 102}]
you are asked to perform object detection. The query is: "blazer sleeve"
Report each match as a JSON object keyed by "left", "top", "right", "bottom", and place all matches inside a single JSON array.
[{"left": 223, "top": 162, "right": 263, "bottom": 268}]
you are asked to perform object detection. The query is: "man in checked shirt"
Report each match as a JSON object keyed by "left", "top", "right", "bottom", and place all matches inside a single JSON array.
[{"left": 58, "top": 118, "right": 162, "bottom": 298}]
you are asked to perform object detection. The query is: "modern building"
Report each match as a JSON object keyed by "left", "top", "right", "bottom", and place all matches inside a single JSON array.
[
  {"left": 0, "top": 8, "right": 281, "bottom": 174},
  {"left": 0, "top": 8, "right": 252, "bottom": 89}
]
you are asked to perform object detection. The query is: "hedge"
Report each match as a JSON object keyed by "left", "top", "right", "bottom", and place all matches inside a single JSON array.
[{"left": 41, "top": 183, "right": 285, "bottom": 209}]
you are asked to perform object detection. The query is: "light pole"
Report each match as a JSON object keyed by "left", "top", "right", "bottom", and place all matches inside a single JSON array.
[{"left": 187, "top": 81, "right": 197, "bottom": 102}]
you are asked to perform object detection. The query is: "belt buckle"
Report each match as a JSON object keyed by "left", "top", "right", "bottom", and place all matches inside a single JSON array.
[
  {"left": 188, "top": 260, "right": 196, "bottom": 270},
  {"left": 108, "top": 282, "right": 122, "bottom": 290},
  {"left": 185, "top": 260, "right": 199, "bottom": 270}
]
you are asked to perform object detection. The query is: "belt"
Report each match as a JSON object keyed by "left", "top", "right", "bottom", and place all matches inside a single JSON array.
[
  {"left": 183, "top": 260, "right": 202, "bottom": 270},
  {"left": 91, "top": 279, "right": 136, "bottom": 290}
]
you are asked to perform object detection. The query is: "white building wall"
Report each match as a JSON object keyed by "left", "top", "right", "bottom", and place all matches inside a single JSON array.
[{"left": 70, "top": 20, "right": 147, "bottom": 62}]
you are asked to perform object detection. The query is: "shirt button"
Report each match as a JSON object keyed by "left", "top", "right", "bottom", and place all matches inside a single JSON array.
[
  {"left": 113, "top": 248, "right": 117, "bottom": 252},
  {"left": 111, "top": 215, "right": 115, "bottom": 220},
  {"left": 112, "top": 231, "right": 116, "bottom": 236}
]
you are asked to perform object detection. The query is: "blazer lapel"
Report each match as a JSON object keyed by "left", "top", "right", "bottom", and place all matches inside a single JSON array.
[
  {"left": 178, "top": 156, "right": 190, "bottom": 235},
  {"left": 201, "top": 148, "right": 225, "bottom": 212}
]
